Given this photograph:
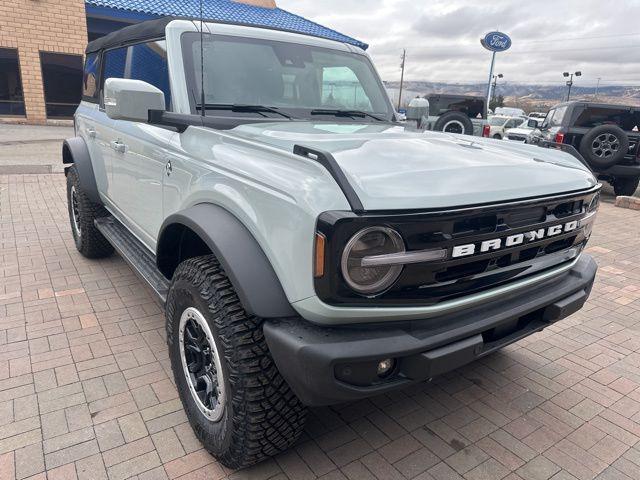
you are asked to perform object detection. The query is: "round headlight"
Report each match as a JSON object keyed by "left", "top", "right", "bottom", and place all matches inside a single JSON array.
[{"left": 340, "top": 227, "right": 405, "bottom": 295}]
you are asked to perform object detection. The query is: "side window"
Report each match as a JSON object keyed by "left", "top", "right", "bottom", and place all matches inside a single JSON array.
[
  {"left": 548, "top": 106, "right": 567, "bottom": 127},
  {"left": 128, "top": 41, "right": 171, "bottom": 110},
  {"left": 102, "top": 47, "right": 127, "bottom": 83},
  {"left": 321, "top": 66, "right": 372, "bottom": 111},
  {"left": 82, "top": 53, "right": 100, "bottom": 102}
]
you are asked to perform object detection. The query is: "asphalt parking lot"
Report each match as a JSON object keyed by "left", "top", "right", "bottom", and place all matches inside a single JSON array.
[{"left": 1, "top": 133, "right": 640, "bottom": 479}]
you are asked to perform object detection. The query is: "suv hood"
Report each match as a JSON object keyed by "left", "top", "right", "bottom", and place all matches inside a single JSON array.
[{"left": 230, "top": 122, "right": 597, "bottom": 210}]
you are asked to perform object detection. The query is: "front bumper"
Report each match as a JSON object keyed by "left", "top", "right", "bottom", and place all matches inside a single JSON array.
[{"left": 264, "top": 254, "right": 597, "bottom": 406}]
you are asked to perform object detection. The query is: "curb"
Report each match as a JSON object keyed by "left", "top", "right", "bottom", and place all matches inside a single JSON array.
[{"left": 614, "top": 196, "right": 640, "bottom": 210}]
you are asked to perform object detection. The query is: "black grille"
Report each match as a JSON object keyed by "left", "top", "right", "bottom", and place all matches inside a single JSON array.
[{"left": 315, "top": 188, "right": 599, "bottom": 307}]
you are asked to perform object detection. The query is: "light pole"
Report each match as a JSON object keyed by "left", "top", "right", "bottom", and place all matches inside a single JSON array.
[
  {"left": 397, "top": 49, "right": 406, "bottom": 111},
  {"left": 563, "top": 71, "right": 581, "bottom": 101},
  {"left": 491, "top": 73, "right": 503, "bottom": 104}
]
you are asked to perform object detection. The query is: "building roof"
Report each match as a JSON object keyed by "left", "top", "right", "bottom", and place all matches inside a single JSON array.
[{"left": 84, "top": 0, "right": 367, "bottom": 49}]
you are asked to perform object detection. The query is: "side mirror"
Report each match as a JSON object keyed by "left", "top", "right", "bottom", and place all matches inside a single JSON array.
[
  {"left": 527, "top": 119, "right": 539, "bottom": 128},
  {"left": 104, "top": 78, "right": 165, "bottom": 122}
]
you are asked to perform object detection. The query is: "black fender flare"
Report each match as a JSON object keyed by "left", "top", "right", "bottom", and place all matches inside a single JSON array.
[
  {"left": 157, "top": 204, "right": 296, "bottom": 318},
  {"left": 62, "top": 137, "right": 102, "bottom": 204}
]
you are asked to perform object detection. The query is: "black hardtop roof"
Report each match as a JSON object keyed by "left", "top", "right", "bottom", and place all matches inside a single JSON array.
[
  {"left": 85, "top": 15, "right": 355, "bottom": 55},
  {"left": 552, "top": 100, "right": 640, "bottom": 111},
  {"left": 86, "top": 17, "right": 176, "bottom": 54}
]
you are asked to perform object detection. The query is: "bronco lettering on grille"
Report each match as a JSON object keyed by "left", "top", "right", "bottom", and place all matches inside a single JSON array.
[{"left": 451, "top": 220, "right": 579, "bottom": 258}]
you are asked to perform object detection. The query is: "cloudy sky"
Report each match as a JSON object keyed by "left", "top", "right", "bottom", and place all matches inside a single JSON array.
[{"left": 277, "top": 0, "right": 640, "bottom": 87}]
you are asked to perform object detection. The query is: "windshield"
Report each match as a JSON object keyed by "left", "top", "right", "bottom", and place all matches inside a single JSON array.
[{"left": 182, "top": 33, "right": 393, "bottom": 121}]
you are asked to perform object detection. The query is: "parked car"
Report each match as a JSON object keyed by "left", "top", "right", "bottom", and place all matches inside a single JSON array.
[
  {"left": 505, "top": 117, "right": 542, "bottom": 143},
  {"left": 488, "top": 115, "right": 525, "bottom": 139},
  {"left": 529, "top": 101, "right": 640, "bottom": 196},
  {"left": 505, "top": 121, "right": 536, "bottom": 143},
  {"left": 64, "top": 17, "right": 600, "bottom": 468},
  {"left": 494, "top": 106, "right": 527, "bottom": 117},
  {"left": 407, "top": 94, "right": 490, "bottom": 136}
]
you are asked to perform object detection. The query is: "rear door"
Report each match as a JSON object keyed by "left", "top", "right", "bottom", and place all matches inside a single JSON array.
[{"left": 75, "top": 52, "right": 113, "bottom": 198}]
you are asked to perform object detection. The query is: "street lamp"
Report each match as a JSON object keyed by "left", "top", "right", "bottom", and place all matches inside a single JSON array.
[
  {"left": 491, "top": 73, "right": 503, "bottom": 104},
  {"left": 563, "top": 71, "right": 581, "bottom": 101}
]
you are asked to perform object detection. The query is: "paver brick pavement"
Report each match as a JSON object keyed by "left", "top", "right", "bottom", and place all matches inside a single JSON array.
[{"left": 0, "top": 173, "right": 640, "bottom": 480}]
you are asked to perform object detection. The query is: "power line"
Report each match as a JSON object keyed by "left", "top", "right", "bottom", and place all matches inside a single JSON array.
[
  {"left": 504, "top": 44, "right": 640, "bottom": 54},
  {"left": 516, "top": 32, "right": 640, "bottom": 44}
]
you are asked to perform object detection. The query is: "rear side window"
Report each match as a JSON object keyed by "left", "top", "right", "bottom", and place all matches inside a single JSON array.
[
  {"left": 128, "top": 41, "right": 171, "bottom": 109},
  {"left": 82, "top": 53, "right": 100, "bottom": 102},
  {"left": 573, "top": 107, "right": 640, "bottom": 131}
]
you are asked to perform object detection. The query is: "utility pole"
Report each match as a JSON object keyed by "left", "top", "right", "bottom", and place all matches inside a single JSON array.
[
  {"left": 563, "top": 71, "right": 581, "bottom": 101},
  {"left": 595, "top": 77, "right": 601, "bottom": 100},
  {"left": 397, "top": 49, "right": 406, "bottom": 111}
]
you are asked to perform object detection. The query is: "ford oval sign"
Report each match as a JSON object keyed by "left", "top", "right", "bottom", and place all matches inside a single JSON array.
[{"left": 481, "top": 31, "right": 512, "bottom": 52}]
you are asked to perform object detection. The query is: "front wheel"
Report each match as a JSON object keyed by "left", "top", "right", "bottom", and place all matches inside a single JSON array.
[
  {"left": 613, "top": 177, "right": 640, "bottom": 197},
  {"left": 166, "top": 255, "right": 307, "bottom": 469}
]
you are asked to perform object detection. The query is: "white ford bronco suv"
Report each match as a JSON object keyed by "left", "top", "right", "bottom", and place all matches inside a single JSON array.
[{"left": 64, "top": 17, "right": 600, "bottom": 468}]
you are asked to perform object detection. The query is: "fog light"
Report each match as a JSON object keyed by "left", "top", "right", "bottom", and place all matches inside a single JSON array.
[{"left": 377, "top": 358, "right": 395, "bottom": 376}]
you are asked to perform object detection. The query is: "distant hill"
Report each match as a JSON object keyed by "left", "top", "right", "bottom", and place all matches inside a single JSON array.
[{"left": 385, "top": 81, "right": 640, "bottom": 111}]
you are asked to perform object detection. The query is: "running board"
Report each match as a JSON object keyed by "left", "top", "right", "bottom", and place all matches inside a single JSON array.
[{"left": 95, "top": 216, "right": 170, "bottom": 303}]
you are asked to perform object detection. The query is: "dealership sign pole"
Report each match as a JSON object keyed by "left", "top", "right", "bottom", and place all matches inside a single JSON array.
[{"left": 481, "top": 31, "right": 512, "bottom": 116}]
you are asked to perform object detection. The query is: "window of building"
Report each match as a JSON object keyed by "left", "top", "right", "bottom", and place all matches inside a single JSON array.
[
  {"left": 0, "top": 48, "right": 25, "bottom": 116},
  {"left": 83, "top": 53, "right": 100, "bottom": 102},
  {"left": 40, "top": 52, "right": 83, "bottom": 119}
]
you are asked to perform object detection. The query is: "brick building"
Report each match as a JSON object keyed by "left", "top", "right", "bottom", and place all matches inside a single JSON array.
[{"left": 0, "top": 0, "right": 364, "bottom": 124}]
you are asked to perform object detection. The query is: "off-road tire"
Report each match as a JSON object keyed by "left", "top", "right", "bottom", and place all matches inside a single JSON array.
[
  {"left": 66, "top": 165, "right": 113, "bottom": 258},
  {"left": 493, "top": 133, "right": 502, "bottom": 139},
  {"left": 433, "top": 111, "right": 474, "bottom": 135},
  {"left": 579, "top": 125, "right": 629, "bottom": 169},
  {"left": 613, "top": 176, "right": 640, "bottom": 197},
  {"left": 166, "top": 255, "right": 307, "bottom": 469}
]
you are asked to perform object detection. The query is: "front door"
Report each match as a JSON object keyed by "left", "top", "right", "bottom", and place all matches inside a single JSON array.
[
  {"left": 99, "top": 40, "right": 174, "bottom": 250},
  {"left": 114, "top": 121, "right": 175, "bottom": 249}
]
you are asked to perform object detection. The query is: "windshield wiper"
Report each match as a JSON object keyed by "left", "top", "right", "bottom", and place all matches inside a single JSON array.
[
  {"left": 196, "top": 104, "right": 295, "bottom": 120},
  {"left": 310, "top": 109, "right": 386, "bottom": 122}
]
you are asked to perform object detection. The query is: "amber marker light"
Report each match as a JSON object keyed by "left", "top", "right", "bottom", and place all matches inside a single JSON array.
[{"left": 314, "top": 232, "right": 326, "bottom": 278}]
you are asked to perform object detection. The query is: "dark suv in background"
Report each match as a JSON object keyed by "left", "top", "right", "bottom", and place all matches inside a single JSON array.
[{"left": 530, "top": 102, "right": 640, "bottom": 196}]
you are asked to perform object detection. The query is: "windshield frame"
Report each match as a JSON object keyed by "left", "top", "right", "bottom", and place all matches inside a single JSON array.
[{"left": 180, "top": 32, "right": 395, "bottom": 122}]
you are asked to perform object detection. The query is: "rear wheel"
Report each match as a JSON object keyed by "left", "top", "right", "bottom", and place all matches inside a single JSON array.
[
  {"left": 613, "top": 177, "right": 640, "bottom": 197},
  {"left": 433, "top": 111, "right": 474, "bottom": 135},
  {"left": 166, "top": 255, "right": 307, "bottom": 469},
  {"left": 66, "top": 165, "right": 113, "bottom": 258}
]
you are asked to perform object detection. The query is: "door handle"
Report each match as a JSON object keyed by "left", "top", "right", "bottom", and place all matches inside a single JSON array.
[
  {"left": 110, "top": 140, "right": 127, "bottom": 153},
  {"left": 85, "top": 127, "right": 96, "bottom": 139},
  {"left": 165, "top": 160, "right": 172, "bottom": 176}
]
